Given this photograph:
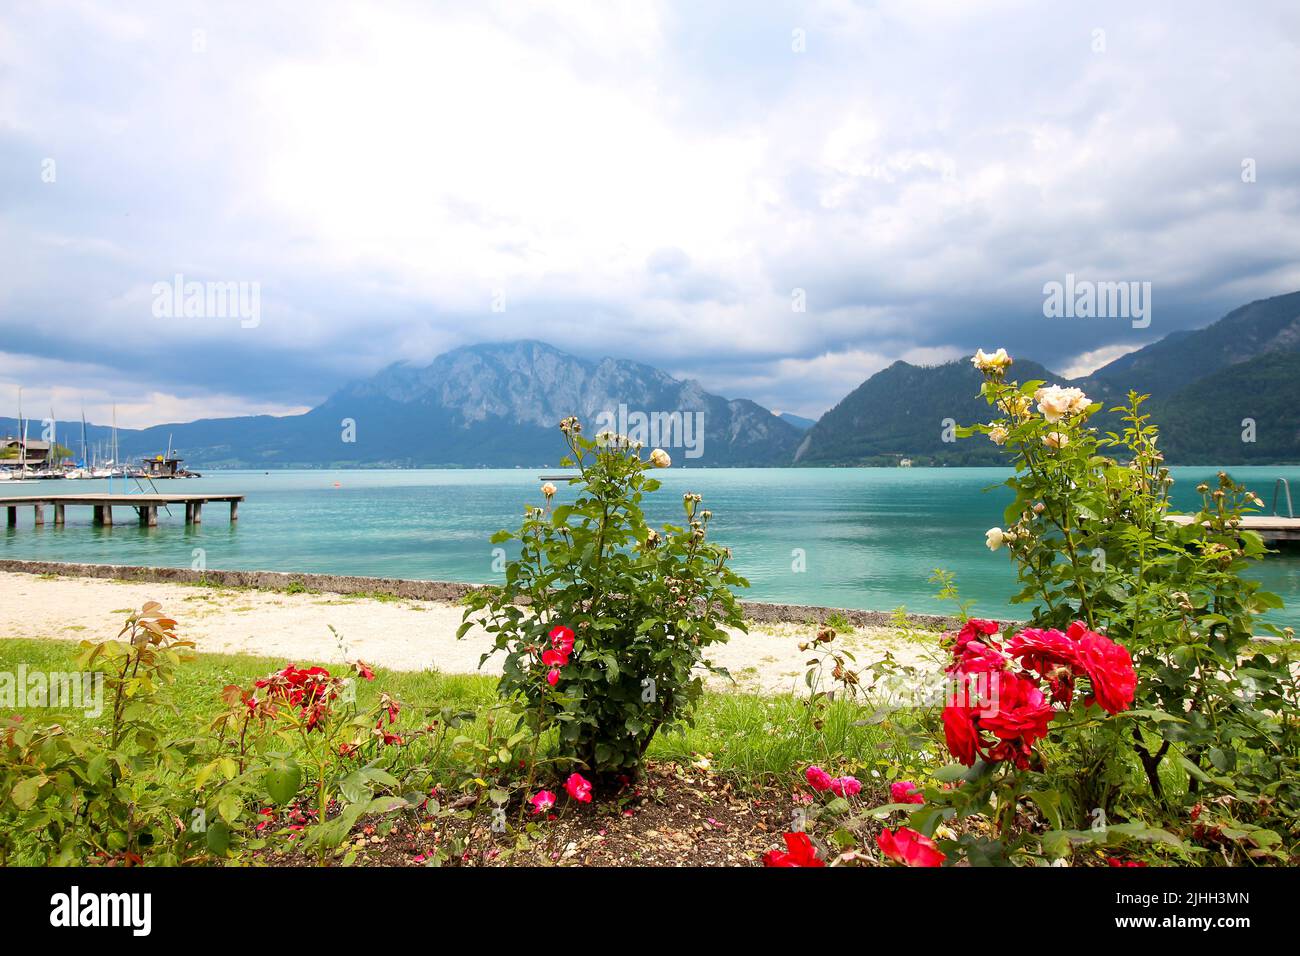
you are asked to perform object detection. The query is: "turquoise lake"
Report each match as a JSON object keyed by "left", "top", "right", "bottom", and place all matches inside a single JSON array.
[{"left": 4, "top": 467, "right": 1300, "bottom": 625}]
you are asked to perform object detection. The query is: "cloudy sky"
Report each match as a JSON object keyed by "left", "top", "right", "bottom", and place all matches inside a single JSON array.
[{"left": 3, "top": 0, "right": 1299, "bottom": 426}]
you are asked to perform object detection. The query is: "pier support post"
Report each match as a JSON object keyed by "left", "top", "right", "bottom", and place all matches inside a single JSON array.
[
  {"left": 54, "top": 504, "right": 64, "bottom": 526},
  {"left": 145, "top": 506, "right": 157, "bottom": 527},
  {"left": 185, "top": 503, "right": 194, "bottom": 524},
  {"left": 6, "top": 506, "right": 15, "bottom": 527},
  {"left": 102, "top": 505, "right": 112, "bottom": 527},
  {"left": 191, "top": 502, "right": 202, "bottom": 524},
  {"left": 33, "top": 504, "right": 44, "bottom": 526},
  {"left": 230, "top": 500, "right": 238, "bottom": 523}
]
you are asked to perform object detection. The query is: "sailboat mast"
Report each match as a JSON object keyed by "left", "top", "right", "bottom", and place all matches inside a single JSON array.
[{"left": 18, "top": 387, "right": 26, "bottom": 477}]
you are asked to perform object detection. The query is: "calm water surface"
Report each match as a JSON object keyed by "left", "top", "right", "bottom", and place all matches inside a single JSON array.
[{"left": 4, "top": 467, "right": 1299, "bottom": 624}]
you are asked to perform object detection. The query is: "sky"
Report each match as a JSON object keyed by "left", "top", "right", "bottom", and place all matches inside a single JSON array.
[{"left": 2, "top": 0, "right": 1299, "bottom": 426}]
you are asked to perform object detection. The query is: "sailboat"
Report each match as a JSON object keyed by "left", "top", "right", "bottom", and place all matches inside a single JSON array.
[
  {"left": 31, "top": 404, "right": 66, "bottom": 478},
  {"left": 1, "top": 387, "right": 35, "bottom": 484},
  {"left": 64, "top": 407, "right": 93, "bottom": 479},
  {"left": 90, "top": 406, "right": 127, "bottom": 479}
]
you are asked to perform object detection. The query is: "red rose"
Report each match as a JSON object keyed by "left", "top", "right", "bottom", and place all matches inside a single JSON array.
[
  {"left": 763, "top": 831, "right": 824, "bottom": 867},
  {"left": 980, "top": 672, "right": 1054, "bottom": 768},
  {"left": 549, "top": 625, "right": 576, "bottom": 655},
  {"left": 958, "top": 618, "right": 1000, "bottom": 643},
  {"left": 944, "top": 671, "right": 1054, "bottom": 769},
  {"left": 942, "top": 699, "right": 984, "bottom": 766},
  {"left": 950, "top": 620, "right": 1004, "bottom": 671},
  {"left": 1074, "top": 628, "right": 1136, "bottom": 714},
  {"left": 1007, "top": 627, "right": 1081, "bottom": 704},
  {"left": 877, "top": 827, "right": 945, "bottom": 867},
  {"left": 541, "top": 647, "right": 569, "bottom": 667}
]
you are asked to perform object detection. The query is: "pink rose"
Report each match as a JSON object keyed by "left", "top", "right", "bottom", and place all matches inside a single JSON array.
[
  {"left": 890, "top": 781, "right": 924, "bottom": 805},
  {"left": 564, "top": 773, "right": 592, "bottom": 803},
  {"left": 804, "top": 765, "right": 833, "bottom": 792},
  {"left": 530, "top": 790, "right": 556, "bottom": 814},
  {"left": 829, "top": 776, "right": 862, "bottom": 797}
]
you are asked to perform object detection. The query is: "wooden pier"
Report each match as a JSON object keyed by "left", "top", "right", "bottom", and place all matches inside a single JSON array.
[
  {"left": 1168, "top": 514, "right": 1300, "bottom": 543},
  {"left": 1, "top": 493, "right": 243, "bottom": 528}
]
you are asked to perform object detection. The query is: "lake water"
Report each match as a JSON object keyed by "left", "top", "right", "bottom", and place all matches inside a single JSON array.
[{"left": 4, "top": 467, "right": 1300, "bottom": 625}]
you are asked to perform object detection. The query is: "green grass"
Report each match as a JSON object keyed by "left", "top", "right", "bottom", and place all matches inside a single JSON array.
[
  {"left": 822, "top": 612, "right": 854, "bottom": 634},
  {"left": 0, "top": 638, "right": 881, "bottom": 785}
]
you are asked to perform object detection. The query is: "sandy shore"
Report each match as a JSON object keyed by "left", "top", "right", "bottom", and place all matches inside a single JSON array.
[{"left": 0, "top": 571, "right": 941, "bottom": 694}]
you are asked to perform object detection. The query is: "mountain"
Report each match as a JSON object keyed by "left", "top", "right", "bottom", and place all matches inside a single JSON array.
[
  {"left": 777, "top": 412, "right": 816, "bottom": 431},
  {"left": 1150, "top": 350, "right": 1300, "bottom": 464},
  {"left": 793, "top": 358, "right": 1062, "bottom": 466},
  {"left": 2, "top": 341, "right": 803, "bottom": 468},
  {"left": 10, "top": 292, "right": 1300, "bottom": 470},
  {"left": 1083, "top": 290, "right": 1300, "bottom": 401},
  {"left": 796, "top": 290, "right": 1300, "bottom": 466}
]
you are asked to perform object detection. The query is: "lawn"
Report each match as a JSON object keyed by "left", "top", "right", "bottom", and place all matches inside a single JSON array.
[
  {"left": 0, "top": 637, "right": 889, "bottom": 785},
  {"left": 0, "top": 635, "right": 907, "bottom": 866}
]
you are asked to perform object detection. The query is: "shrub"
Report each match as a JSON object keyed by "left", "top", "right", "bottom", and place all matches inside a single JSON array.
[
  {"left": 460, "top": 418, "right": 747, "bottom": 782},
  {"left": 0, "top": 603, "right": 197, "bottom": 865},
  {"left": 826, "top": 351, "right": 1300, "bottom": 866},
  {"left": 965, "top": 351, "right": 1298, "bottom": 853}
]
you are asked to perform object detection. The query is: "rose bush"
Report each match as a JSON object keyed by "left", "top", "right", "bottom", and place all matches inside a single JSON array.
[
  {"left": 461, "top": 419, "right": 747, "bottom": 785},
  {"left": 862, "top": 350, "right": 1300, "bottom": 864},
  {"left": 971, "top": 352, "right": 1299, "bottom": 855}
]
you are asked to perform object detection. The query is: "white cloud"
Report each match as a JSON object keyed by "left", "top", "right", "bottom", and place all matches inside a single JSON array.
[
  {"left": 1057, "top": 343, "right": 1141, "bottom": 380},
  {"left": 0, "top": 0, "right": 1297, "bottom": 426}
]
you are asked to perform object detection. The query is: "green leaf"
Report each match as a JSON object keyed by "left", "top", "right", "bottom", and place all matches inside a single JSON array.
[
  {"left": 10, "top": 774, "right": 47, "bottom": 811},
  {"left": 205, "top": 821, "right": 231, "bottom": 855},
  {"left": 1023, "top": 789, "right": 1062, "bottom": 830},
  {"left": 933, "top": 763, "right": 969, "bottom": 783},
  {"left": 217, "top": 793, "right": 242, "bottom": 825},
  {"left": 263, "top": 756, "right": 302, "bottom": 805}
]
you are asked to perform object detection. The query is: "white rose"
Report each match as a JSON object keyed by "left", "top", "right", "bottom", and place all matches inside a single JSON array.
[
  {"left": 988, "top": 425, "right": 1009, "bottom": 445},
  {"left": 541, "top": 482, "right": 557, "bottom": 498},
  {"left": 985, "top": 527, "right": 1007, "bottom": 551},
  {"left": 649, "top": 448, "right": 672, "bottom": 468},
  {"left": 971, "top": 348, "right": 1013, "bottom": 371},
  {"left": 1034, "top": 385, "right": 1089, "bottom": 423},
  {"left": 1042, "top": 431, "right": 1069, "bottom": 449}
]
